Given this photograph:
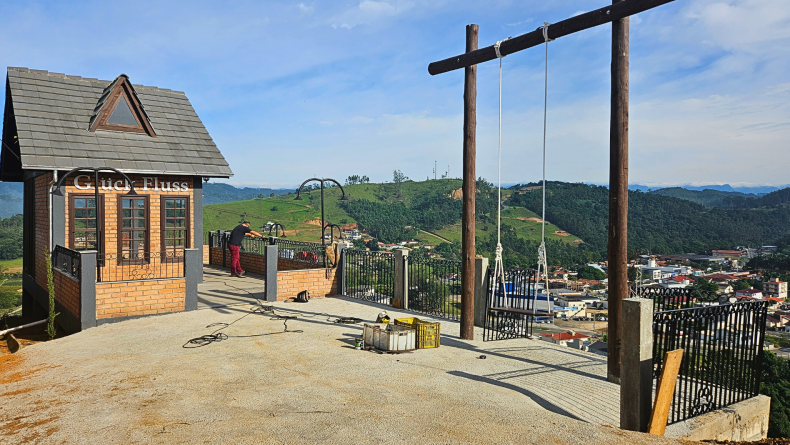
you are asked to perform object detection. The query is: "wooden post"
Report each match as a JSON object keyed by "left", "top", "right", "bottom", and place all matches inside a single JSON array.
[
  {"left": 461, "top": 24, "right": 478, "bottom": 341},
  {"left": 607, "top": 0, "right": 629, "bottom": 384}
]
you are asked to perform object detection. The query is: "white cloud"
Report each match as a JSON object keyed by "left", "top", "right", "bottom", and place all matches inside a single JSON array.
[{"left": 298, "top": 3, "right": 314, "bottom": 14}]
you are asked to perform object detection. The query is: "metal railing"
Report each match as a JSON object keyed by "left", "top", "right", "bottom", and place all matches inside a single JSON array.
[
  {"left": 484, "top": 268, "right": 541, "bottom": 341},
  {"left": 343, "top": 249, "right": 394, "bottom": 304},
  {"left": 632, "top": 286, "right": 719, "bottom": 312},
  {"left": 98, "top": 250, "right": 186, "bottom": 282},
  {"left": 53, "top": 245, "right": 81, "bottom": 281},
  {"left": 407, "top": 256, "right": 462, "bottom": 320},
  {"left": 653, "top": 299, "right": 768, "bottom": 424},
  {"left": 273, "top": 238, "right": 325, "bottom": 266}
]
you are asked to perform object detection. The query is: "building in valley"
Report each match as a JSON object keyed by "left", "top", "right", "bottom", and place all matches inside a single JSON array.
[{"left": 0, "top": 68, "right": 232, "bottom": 332}]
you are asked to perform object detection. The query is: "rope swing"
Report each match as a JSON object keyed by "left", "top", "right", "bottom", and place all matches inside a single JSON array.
[
  {"left": 489, "top": 22, "right": 553, "bottom": 320},
  {"left": 536, "top": 22, "right": 552, "bottom": 315}
]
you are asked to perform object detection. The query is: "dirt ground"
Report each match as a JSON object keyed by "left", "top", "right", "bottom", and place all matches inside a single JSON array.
[{"left": 1, "top": 297, "right": 687, "bottom": 444}]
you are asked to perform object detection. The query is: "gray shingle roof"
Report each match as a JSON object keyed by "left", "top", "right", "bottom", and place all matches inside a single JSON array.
[{"left": 5, "top": 67, "right": 233, "bottom": 177}]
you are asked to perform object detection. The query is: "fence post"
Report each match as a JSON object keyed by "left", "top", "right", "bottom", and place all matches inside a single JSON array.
[
  {"left": 79, "top": 251, "right": 97, "bottom": 330},
  {"left": 337, "top": 243, "right": 348, "bottom": 296},
  {"left": 264, "top": 244, "right": 278, "bottom": 302},
  {"left": 620, "top": 297, "right": 654, "bottom": 432},
  {"left": 184, "top": 248, "right": 200, "bottom": 311},
  {"left": 474, "top": 256, "right": 489, "bottom": 328},
  {"left": 394, "top": 249, "right": 409, "bottom": 310}
]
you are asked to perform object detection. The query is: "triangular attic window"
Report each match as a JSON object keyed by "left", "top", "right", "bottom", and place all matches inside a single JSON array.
[
  {"left": 107, "top": 96, "right": 138, "bottom": 126},
  {"left": 89, "top": 75, "right": 156, "bottom": 136}
]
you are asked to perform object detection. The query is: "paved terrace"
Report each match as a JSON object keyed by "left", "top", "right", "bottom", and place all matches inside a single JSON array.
[{"left": 0, "top": 296, "right": 682, "bottom": 444}]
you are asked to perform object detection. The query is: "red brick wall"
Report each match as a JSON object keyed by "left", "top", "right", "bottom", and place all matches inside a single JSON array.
[
  {"left": 203, "top": 245, "right": 209, "bottom": 263},
  {"left": 53, "top": 269, "right": 80, "bottom": 320},
  {"left": 276, "top": 267, "right": 338, "bottom": 301},
  {"left": 278, "top": 258, "right": 325, "bottom": 271},
  {"left": 209, "top": 247, "right": 267, "bottom": 275},
  {"left": 33, "top": 173, "right": 53, "bottom": 290},
  {"left": 95, "top": 278, "right": 185, "bottom": 319}
]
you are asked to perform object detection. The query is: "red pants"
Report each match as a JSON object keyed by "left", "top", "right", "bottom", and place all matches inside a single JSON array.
[{"left": 229, "top": 245, "right": 243, "bottom": 275}]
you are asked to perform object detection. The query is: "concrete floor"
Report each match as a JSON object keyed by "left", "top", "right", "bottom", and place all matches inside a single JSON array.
[
  {"left": 198, "top": 266, "right": 267, "bottom": 308},
  {"left": 0, "top": 296, "right": 683, "bottom": 444}
]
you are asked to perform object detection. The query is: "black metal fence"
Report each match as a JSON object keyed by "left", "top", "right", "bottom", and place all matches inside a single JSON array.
[
  {"left": 53, "top": 245, "right": 81, "bottom": 281},
  {"left": 484, "top": 268, "right": 542, "bottom": 341},
  {"left": 632, "top": 286, "right": 719, "bottom": 312},
  {"left": 407, "top": 256, "right": 462, "bottom": 320},
  {"left": 99, "top": 250, "right": 186, "bottom": 282},
  {"left": 343, "top": 249, "right": 394, "bottom": 304},
  {"left": 653, "top": 299, "right": 768, "bottom": 424},
  {"left": 273, "top": 238, "right": 325, "bottom": 266}
]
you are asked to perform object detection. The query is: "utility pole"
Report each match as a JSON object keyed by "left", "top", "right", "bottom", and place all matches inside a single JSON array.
[
  {"left": 607, "top": 0, "right": 629, "bottom": 384},
  {"left": 435, "top": 160, "right": 437, "bottom": 180},
  {"left": 461, "top": 24, "right": 478, "bottom": 341}
]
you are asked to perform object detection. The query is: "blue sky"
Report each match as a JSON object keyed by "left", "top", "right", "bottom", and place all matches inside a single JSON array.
[{"left": 1, "top": 0, "right": 788, "bottom": 188}]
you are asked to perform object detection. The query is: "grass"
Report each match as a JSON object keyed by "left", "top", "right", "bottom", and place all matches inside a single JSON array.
[
  {"left": 203, "top": 179, "right": 582, "bottom": 246},
  {"left": 0, "top": 258, "right": 23, "bottom": 271}
]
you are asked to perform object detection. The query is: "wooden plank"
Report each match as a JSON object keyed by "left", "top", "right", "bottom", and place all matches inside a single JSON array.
[
  {"left": 428, "top": 0, "right": 675, "bottom": 75},
  {"left": 460, "top": 24, "right": 478, "bottom": 341},
  {"left": 648, "top": 348, "right": 684, "bottom": 436},
  {"left": 607, "top": 0, "right": 630, "bottom": 384}
]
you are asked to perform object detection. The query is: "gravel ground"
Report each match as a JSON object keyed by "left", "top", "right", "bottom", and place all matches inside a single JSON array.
[{"left": 1, "top": 296, "right": 684, "bottom": 444}]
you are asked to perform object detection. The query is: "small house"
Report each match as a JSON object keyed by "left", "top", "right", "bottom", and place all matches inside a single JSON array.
[{"left": 1, "top": 68, "right": 232, "bottom": 332}]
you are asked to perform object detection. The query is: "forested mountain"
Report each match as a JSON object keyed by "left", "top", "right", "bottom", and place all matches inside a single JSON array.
[
  {"left": 0, "top": 182, "right": 23, "bottom": 217},
  {"left": 649, "top": 187, "right": 758, "bottom": 207},
  {"left": 509, "top": 182, "right": 790, "bottom": 260}
]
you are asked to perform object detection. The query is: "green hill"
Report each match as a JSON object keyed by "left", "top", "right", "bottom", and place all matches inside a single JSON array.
[
  {"left": 649, "top": 187, "right": 757, "bottom": 207},
  {"left": 202, "top": 179, "right": 581, "bottom": 251},
  {"left": 509, "top": 182, "right": 790, "bottom": 259}
]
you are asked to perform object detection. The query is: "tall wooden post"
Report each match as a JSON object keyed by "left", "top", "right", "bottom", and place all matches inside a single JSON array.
[
  {"left": 461, "top": 24, "right": 478, "bottom": 341},
  {"left": 607, "top": 0, "right": 629, "bottom": 383}
]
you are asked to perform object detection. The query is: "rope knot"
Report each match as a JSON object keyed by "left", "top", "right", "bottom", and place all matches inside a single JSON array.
[
  {"left": 495, "top": 242, "right": 503, "bottom": 260},
  {"left": 541, "top": 22, "right": 553, "bottom": 42},
  {"left": 494, "top": 37, "right": 510, "bottom": 59}
]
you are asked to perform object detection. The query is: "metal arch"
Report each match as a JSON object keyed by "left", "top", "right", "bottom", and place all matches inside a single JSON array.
[
  {"left": 51, "top": 166, "right": 140, "bottom": 195},
  {"left": 294, "top": 177, "right": 348, "bottom": 200}
]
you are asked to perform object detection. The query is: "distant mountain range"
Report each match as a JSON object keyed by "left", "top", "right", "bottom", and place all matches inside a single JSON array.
[{"left": 201, "top": 183, "right": 293, "bottom": 205}]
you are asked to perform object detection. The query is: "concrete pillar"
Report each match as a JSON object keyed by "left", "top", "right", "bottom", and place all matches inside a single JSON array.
[
  {"left": 620, "top": 298, "right": 654, "bottom": 432},
  {"left": 79, "top": 251, "right": 97, "bottom": 330},
  {"left": 184, "top": 248, "right": 200, "bottom": 311},
  {"left": 474, "top": 256, "right": 489, "bottom": 328},
  {"left": 394, "top": 249, "right": 409, "bottom": 309},
  {"left": 192, "top": 178, "right": 204, "bottom": 283},
  {"left": 264, "top": 244, "right": 278, "bottom": 302}
]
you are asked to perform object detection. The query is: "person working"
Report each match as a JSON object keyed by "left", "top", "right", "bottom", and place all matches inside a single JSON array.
[{"left": 228, "top": 221, "right": 263, "bottom": 277}]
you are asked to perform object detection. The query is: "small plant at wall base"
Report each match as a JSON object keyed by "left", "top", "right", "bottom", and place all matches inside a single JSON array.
[{"left": 44, "top": 248, "right": 59, "bottom": 339}]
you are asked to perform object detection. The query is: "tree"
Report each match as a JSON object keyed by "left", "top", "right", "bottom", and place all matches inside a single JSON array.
[
  {"left": 577, "top": 265, "right": 606, "bottom": 280},
  {"left": 760, "top": 351, "right": 790, "bottom": 438},
  {"left": 691, "top": 278, "right": 719, "bottom": 293},
  {"left": 393, "top": 170, "right": 408, "bottom": 197},
  {"left": 257, "top": 194, "right": 264, "bottom": 199},
  {"left": 270, "top": 192, "right": 275, "bottom": 197},
  {"left": 366, "top": 239, "right": 380, "bottom": 252}
]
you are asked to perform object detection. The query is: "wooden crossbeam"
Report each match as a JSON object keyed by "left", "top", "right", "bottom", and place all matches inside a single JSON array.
[{"left": 428, "top": 0, "right": 675, "bottom": 75}]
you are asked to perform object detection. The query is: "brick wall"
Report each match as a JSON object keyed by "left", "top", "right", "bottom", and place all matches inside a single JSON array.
[
  {"left": 276, "top": 267, "right": 338, "bottom": 301},
  {"left": 209, "top": 247, "right": 267, "bottom": 275},
  {"left": 95, "top": 278, "right": 186, "bottom": 319},
  {"left": 53, "top": 269, "right": 80, "bottom": 320},
  {"left": 278, "top": 257, "right": 325, "bottom": 271},
  {"left": 33, "top": 173, "right": 53, "bottom": 290},
  {"left": 203, "top": 245, "right": 209, "bottom": 263}
]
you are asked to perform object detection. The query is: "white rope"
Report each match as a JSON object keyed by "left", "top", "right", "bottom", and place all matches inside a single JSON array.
[
  {"left": 491, "top": 37, "right": 508, "bottom": 308},
  {"left": 535, "top": 22, "right": 551, "bottom": 315}
]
